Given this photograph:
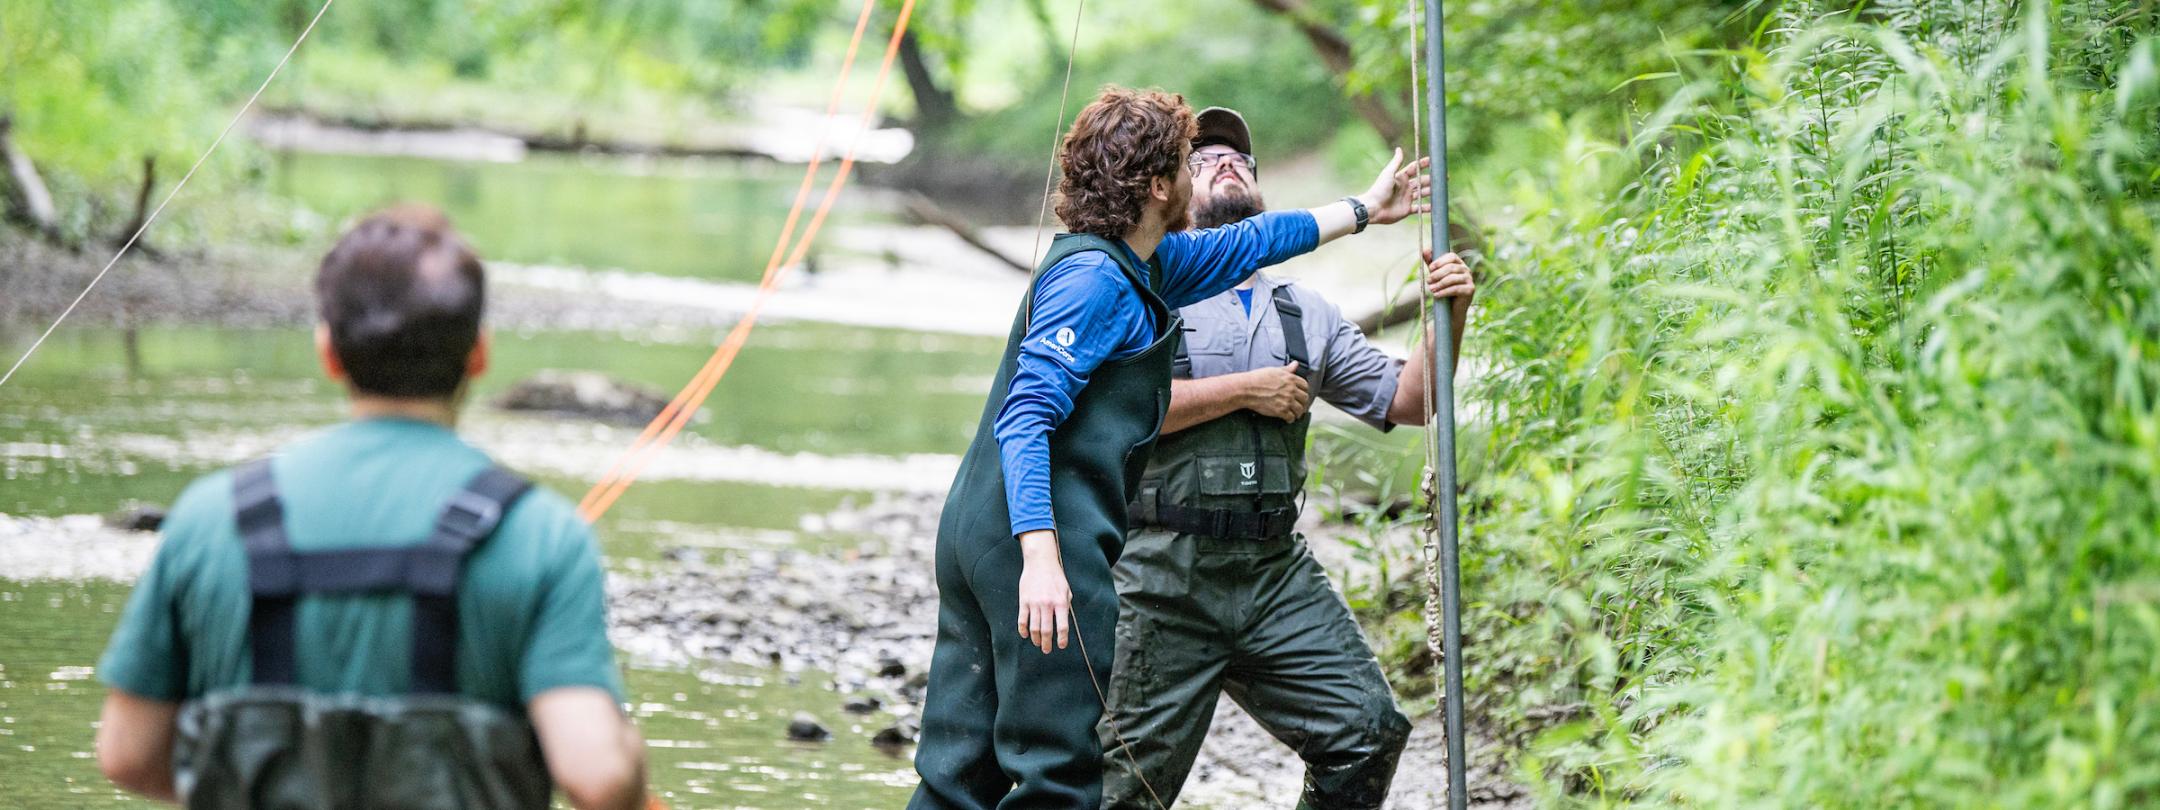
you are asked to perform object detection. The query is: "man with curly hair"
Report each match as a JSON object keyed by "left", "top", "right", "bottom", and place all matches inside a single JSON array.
[{"left": 911, "top": 85, "right": 1432, "bottom": 810}]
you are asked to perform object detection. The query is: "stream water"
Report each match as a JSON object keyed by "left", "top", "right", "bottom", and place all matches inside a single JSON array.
[{"left": 1, "top": 149, "right": 1004, "bottom": 808}]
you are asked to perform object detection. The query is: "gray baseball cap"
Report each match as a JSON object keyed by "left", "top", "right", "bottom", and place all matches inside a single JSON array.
[{"left": 1194, "top": 107, "right": 1254, "bottom": 156}]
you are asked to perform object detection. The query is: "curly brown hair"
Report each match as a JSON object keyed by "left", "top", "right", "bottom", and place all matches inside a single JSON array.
[{"left": 1053, "top": 86, "right": 1196, "bottom": 239}]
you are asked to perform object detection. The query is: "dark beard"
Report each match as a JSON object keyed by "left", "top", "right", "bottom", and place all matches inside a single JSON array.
[
  {"left": 1192, "top": 187, "right": 1265, "bottom": 229},
  {"left": 1161, "top": 180, "right": 1194, "bottom": 233}
]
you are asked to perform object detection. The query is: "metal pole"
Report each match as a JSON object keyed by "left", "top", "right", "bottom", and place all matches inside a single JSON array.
[{"left": 1423, "top": 0, "right": 1467, "bottom": 806}]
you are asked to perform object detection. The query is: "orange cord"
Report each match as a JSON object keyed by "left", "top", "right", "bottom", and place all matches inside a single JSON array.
[
  {"left": 576, "top": 0, "right": 876, "bottom": 518},
  {"left": 577, "top": 0, "right": 919, "bottom": 523}
]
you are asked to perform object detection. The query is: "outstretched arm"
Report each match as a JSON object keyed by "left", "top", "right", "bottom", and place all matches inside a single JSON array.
[{"left": 1157, "top": 149, "right": 1433, "bottom": 307}]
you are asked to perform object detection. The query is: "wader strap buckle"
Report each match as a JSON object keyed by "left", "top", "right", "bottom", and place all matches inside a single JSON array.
[
  {"left": 1138, "top": 502, "right": 1299, "bottom": 541},
  {"left": 231, "top": 460, "right": 533, "bottom": 694}
]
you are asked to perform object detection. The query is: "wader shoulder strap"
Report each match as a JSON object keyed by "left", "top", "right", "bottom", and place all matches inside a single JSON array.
[
  {"left": 1176, "top": 284, "right": 1302, "bottom": 381},
  {"left": 409, "top": 467, "right": 532, "bottom": 694},
  {"left": 1172, "top": 328, "right": 1193, "bottom": 378},
  {"left": 234, "top": 458, "right": 299, "bottom": 686},
  {"left": 1270, "top": 286, "right": 1311, "bottom": 373},
  {"left": 232, "top": 462, "right": 533, "bottom": 693}
]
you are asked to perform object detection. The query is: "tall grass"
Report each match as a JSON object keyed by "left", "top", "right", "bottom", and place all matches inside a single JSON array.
[{"left": 1432, "top": 0, "right": 2160, "bottom": 804}]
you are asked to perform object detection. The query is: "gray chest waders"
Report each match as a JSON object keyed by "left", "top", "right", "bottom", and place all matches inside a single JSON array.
[
  {"left": 172, "top": 459, "right": 553, "bottom": 810},
  {"left": 1128, "top": 286, "right": 1313, "bottom": 541},
  {"left": 909, "top": 234, "right": 1181, "bottom": 810}
]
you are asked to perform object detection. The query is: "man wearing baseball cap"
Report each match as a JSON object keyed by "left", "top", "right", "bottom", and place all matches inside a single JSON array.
[{"left": 1096, "top": 106, "right": 1475, "bottom": 810}]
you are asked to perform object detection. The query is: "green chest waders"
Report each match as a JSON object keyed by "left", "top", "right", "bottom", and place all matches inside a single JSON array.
[
  {"left": 910, "top": 234, "right": 1181, "bottom": 810},
  {"left": 1129, "top": 285, "right": 1314, "bottom": 537},
  {"left": 172, "top": 459, "right": 553, "bottom": 810}
]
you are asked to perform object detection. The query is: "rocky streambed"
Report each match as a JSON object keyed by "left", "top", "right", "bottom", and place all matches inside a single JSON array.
[
  {"left": 2, "top": 491, "right": 1528, "bottom": 808},
  {"left": 606, "top": 493, "right": 1529, "bottom": 809}
]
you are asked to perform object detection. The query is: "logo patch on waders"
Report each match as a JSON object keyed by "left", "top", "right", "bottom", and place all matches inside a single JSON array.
[{"left": 172, "top": 459, "right": 553, "bottom": 810}]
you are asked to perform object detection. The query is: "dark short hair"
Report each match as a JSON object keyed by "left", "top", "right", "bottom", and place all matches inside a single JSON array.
[
  {"left": 1054, "top": 86, "right": 1197, "bottom": 239},
  {"left": 313, "top": 205, "right": 486, "bottom": 398}
]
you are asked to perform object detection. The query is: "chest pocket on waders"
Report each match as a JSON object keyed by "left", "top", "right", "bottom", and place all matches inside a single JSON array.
[{"left": 171, "top": 459, "right": 554, "bottom": 810}]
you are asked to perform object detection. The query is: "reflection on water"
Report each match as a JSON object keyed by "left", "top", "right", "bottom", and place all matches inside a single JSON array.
[
  {"left": 0, "top": 581, "right": 915, "bottom": 808},
  {"left": 2, "top": 324, "right": 997, "bottom": 525},
  {"left": 269, "top": 151, "right": 892, "bottom": 282}
]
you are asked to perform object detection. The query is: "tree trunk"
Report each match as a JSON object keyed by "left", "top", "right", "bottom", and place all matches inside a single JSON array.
[
  {"left": 118, "top": 155, "right": 158, "bottom": 246},
  {"left": 1246, "top": 0, "right": 1407, "bottom": 144},
  {"left": 897, "top": 31, "right": 961, "bottom": 137},
  {"left": 0, "top": 113, "right": 60, "bottom": 237},
  {"left": 1021, "top": 0, "right": 1068, "bottom": 73}
]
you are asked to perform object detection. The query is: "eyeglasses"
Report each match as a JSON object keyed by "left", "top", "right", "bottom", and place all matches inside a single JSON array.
[{"left": 1187, "top": 151, "right": 1257, "bottom": 174}]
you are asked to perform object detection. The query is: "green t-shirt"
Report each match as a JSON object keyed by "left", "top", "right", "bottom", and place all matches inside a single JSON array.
[{"left": 98, "top": 417, "right": 624, "bottom": 713}]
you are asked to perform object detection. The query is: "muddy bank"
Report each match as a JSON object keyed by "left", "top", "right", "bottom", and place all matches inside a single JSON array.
[
  {"left": 248, "top": 109, "right": 915, "bottom": 166},
  {"left": 2, "top": 222, "right": 1032, "bottom": 340},
  {"left": 0, "top": 234, "right": 769, "bottom": 338}
]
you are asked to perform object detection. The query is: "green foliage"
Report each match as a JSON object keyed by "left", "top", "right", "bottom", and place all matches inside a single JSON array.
[
  {"left": 0, "top": 0, "right": 841, "bottom": 241},
  {"left": 923, "top": 0, "right": 1354, "bottom": 167},
  {"left": 1437, "top": 0, "right": 2160, "bottom": 804}
]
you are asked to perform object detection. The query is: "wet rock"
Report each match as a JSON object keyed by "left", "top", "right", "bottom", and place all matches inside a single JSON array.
[
  {"left": 842, "top": 696, "right": 881, "bottom": 715},
  {"left": 786, "top": 712, "right": 831, "bottom": 742},
  {"left": 870, "top": 723, "right": 914, "bottom": 748},
  {"left": 493, "top": 370, "right": 674, "bottom": 425},
  {"left": 104, "top": 503, "right": 167, "bottom": 532}
]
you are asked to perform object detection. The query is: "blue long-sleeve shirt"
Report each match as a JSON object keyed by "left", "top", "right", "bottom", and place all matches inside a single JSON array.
[{"left": 993, "top": 210, "right": 1321, "bottom": 536}]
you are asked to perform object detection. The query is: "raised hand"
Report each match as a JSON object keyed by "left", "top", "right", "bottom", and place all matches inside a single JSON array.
[{"left": 1361, "top": 148, "right": 1434, "bottom": 226}]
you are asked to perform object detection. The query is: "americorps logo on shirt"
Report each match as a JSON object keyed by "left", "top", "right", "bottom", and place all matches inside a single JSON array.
[{"left": 1039, "top": 328, "right": 1078, "bottom": 364}]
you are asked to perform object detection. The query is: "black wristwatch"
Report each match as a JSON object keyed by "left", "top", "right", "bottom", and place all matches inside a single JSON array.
[{"left": 1342, "top": 196, "right": 1370, "bottom": 233}]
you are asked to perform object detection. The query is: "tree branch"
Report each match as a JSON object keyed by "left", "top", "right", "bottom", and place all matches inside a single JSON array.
[{"left": 1246, "top": 0, "right": 1406, "bottom": 144}]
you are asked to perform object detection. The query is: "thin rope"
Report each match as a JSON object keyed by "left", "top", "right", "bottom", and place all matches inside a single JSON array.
[
  {"left": 1028, "top": 0, "right": 1088, "bottom": 264},
  {"left": 1068, "top": 583, "right": 1167, "bottom": 810},
  {"left": 577, "top": 0, "right": 880, "bottom": 517},
  {"left": 1409, "top": 0, "right": 1439, "bottom": 491},
  {"left": 578, "top": 0, "right": 917, "bottom": 523},
  {"left": 0, "top": 0, "right": 339, "bottom": 390}
]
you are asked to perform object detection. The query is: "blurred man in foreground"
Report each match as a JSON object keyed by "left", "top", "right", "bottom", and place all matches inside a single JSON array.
[{"left": 95, "top": 206, "right": 648, "bottom": 810}]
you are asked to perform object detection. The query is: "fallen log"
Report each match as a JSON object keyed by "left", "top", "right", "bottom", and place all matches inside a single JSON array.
[
  {"left": 1351, "top": 219, "right": 1485, "bottom": 335},
  {"left": 902, "top": 192, "right": 1031, "bottom": 274}
]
